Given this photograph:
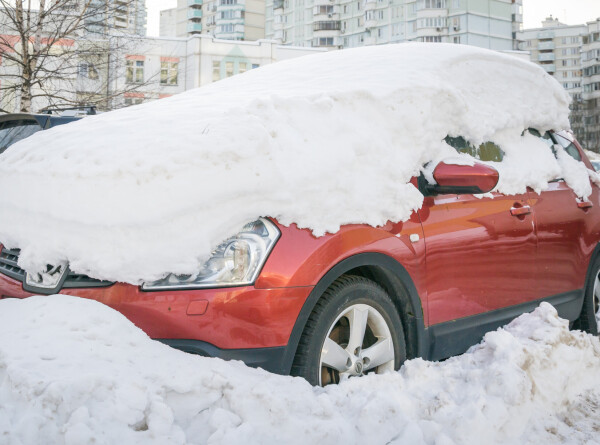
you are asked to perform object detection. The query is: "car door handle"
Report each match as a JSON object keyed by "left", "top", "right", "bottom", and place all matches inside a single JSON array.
[
  {"left": 578, "top": 201, "right": 593, "bottom": 209},
  {"left": 510, "top": 205, "right": 531, "bottom": 216}
]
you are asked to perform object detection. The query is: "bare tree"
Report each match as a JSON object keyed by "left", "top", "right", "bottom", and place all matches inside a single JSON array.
[{"left": 0, "top": 0, "right": 148, "bottom": 112}]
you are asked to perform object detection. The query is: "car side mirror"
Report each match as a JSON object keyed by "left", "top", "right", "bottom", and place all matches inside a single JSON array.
[{"left": 423, "top": 161, "right": 500, "bottom": 195}]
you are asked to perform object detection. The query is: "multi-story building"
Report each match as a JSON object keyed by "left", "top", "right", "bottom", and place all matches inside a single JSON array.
[
  {"left": 581, "top": 18, "right": 600, "bottom": 150},
  {"left": 518, "top": 17, "right": 586, "bottom": 140},
  {"left": 159, "top": 0, "right": 265, "bottom": 41},
  {"left": 83, "top": 0, "right": 147, "bottom": 36},
  {"left": 265, "top": 0, "right": 521, "bottom": 50}
]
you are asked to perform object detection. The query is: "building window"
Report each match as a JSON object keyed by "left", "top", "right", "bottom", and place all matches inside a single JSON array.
[
  {"left": 220, "top": 0, "right": 237, "bottom": 4},
  {"left": 239, "top": 62, "right": 247, "bottom": 73},
  {"left": 225, "top": 61, "right": 234, "bottom": 77},
  {"left": 160, "top": 61, "right": 178, "bottom": 85},
  {"left": 78, "top": 63, "right": 99, "bottom": 80},
  {"left": 314, "top": 37, "right": 334, "bottom": 46},
  {"left": 252, "top": 63, "right": 260, "bottom": 69},
  {"left": 418, "top": 0, "right": 447, "bottom": 10},
  {"left": 212, "top": 60, "right": 220, "bottom": 81},
  {"left": 124, "top": 97, "right": 144, "bottom": 106},
  {"left": 126, "top": 59, "right": 144, "bottom": 83}
]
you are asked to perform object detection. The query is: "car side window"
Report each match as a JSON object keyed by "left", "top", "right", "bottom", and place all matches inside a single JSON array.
[
  {"left": 528, "top": 128, "right": 582, "bottom": 163},
  {"left": 444, "top": 136, "right": 504, "bottom": 162},
  {"left": 552, "top": 133, "right": 582, "bottom": 162},
  {"left": 526, "top": 128, "right": 554, "bottom": 147}
]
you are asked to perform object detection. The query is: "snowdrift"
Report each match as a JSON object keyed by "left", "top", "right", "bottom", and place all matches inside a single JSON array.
[
  {"left": 0, "top": 295, "right": 598, "bottom": 445},
  {"left": 0, "top": 43, "right": 583, "bottom": 283}
]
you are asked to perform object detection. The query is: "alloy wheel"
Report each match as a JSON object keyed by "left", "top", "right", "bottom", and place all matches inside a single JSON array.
[{"left": 319, "top": 303, "right": 395, "bottom": 386}]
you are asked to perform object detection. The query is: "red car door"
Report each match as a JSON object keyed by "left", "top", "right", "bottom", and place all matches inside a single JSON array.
[
  {"left": 419, "top": 191, "right": 537, "bottom": 326},
  {"left": 527, "top": 131, "right": 600, "bottom": 301}
]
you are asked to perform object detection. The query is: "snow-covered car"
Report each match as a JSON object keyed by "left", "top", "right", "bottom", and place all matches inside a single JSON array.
[
  {"left": 0, "top": 44, "right": 598, "bottom": 386},
  {"left": 0, "top": 107, "right": 95, "bottom": 155},
  {"left": 592, "top": 160, "right": 600, "bottom": 172}
]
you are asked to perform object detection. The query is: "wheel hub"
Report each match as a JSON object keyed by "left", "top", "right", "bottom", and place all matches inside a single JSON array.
[{"left": 319, "top": 303, "right": 395, "bottom": 385}]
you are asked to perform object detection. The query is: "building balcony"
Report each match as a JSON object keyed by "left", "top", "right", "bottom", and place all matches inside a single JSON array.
[
  {"left": 365, "top": 0, "right": 377, "bottom": 11},
  {"left": 188, "top": 0, "right": 203, "bottom": 5},
  {"left": 313, "top": 20, "right": 341, "bottom": 32},
  {"left": 538, "top": 53, "right": 555, "bottom": 62},
  {"left": 364, "top": 19, "right": 378, "bottom": 29},
  {"left": 187, "top": 22, "right": 203, "bottom": 32},
  {"left": 538, "top": 41, "right": 555, "bottom": 50},
  {"left": 541, "top": 64, "right": 556, "bottom": 73},
  {"left": 273, "top": 29, "right": 284, "bottom": 41},
  {"left": 315, "top": 13, "right": 340, "bottom": 21},
  {"left": 537, "top": 30, "right": 555, "bottom": 39},
  {"left": 188, "top": 9, "right": 203, "bottom": 18}
]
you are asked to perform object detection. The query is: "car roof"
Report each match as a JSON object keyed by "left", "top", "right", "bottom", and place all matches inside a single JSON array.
[{"left": 0, "top": 112, "right": 82, "bottom": 129}]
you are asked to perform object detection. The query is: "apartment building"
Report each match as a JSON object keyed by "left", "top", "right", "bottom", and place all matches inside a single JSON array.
[
  {"left": 581, "top": 19, "right": 600, "bottom": 150},
  {"left": 265, "top": 0, "right": 522, "bottom": 50},
  {"left": 159, "top": 0, "right": 265, "bottom": 41},
  {"left": 83, "top": 0, "right": 147, "bottom": 36},
  {"left": 518, "top": 17, "right": 586, "bottom": 140},
  {"left": 518, "top": 17, "right": 600, "bottom": 150}
]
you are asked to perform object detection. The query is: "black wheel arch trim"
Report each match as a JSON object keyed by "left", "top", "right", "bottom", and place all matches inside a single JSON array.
[{"left": 278, "top": 252, "right": 428, "bottom": 375}]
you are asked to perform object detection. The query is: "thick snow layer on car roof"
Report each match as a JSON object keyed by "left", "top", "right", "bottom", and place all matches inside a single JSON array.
[
  {"left": 0, "top": 43, "right": 581, "bottom": 282},
  {"left": 0, "top": 296, "right": 599, "bottom": 444}
]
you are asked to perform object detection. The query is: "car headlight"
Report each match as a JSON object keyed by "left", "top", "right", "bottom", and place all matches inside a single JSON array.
[{"left": 142, "top": 218, "right": 280, "bottom": 290}]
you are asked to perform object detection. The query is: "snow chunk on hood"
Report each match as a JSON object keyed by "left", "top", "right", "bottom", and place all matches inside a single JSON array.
[
  {"left": 0, "top": 296, "right": 599, "bottom": 444},
  {"left": 0, "top": 43, "right": 575, "bottom": 283}
]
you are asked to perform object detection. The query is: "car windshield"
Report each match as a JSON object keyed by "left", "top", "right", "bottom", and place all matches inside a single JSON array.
[{"left": 0, "top": 120, "right": 42, "bottom": 155}]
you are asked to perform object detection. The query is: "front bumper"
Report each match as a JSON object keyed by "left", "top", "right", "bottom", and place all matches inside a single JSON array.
[
  {"left": 158, "top": 339, "right": 288, "bottom": 374},
  {"left": 0, "top": 272, "right": 313, "bottom": 372}
]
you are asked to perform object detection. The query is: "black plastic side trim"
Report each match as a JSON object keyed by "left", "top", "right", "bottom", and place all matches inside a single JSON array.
[
  {"left": 279, "top": 252, "right": 427, "bottom": 375},
  {"left": 426, "top": 289, "right": 584, "bottom": 361},
  {"left": 156, "top": 339, "right": 287, "bottom": 374}
]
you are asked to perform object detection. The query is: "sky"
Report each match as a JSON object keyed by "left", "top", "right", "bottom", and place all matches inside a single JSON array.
[
  {"left": 145, "top": 0, "right": 600, "bottom": 37},
  {"left": 146, "top": 0, "right": 176, "bottom": 36}
]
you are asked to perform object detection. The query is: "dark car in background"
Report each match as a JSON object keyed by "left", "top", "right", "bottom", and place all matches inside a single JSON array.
[{"left": 0, "top": 107, "right": 96, "bottom": 155}]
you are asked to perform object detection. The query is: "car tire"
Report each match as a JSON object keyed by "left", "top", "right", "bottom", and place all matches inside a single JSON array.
[
  {"left": 574, "top": 257, "right": 600, "bottom": 336},
  {"left": 291, "top": 275, "right": 406, "bottom": 386}
]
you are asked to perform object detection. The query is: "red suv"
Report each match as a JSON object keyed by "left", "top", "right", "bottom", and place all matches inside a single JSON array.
[{"left": 0, "top": 129, "right": 598, "bottom": 386}]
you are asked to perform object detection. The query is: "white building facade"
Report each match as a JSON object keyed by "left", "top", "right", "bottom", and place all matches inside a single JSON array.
[
  {"left": 0, "top": 34, "right": 322, "bottom": 112},
  {"left": 518, "top": 17, "right": 600, "bottom": 151},
  {"left": 84, "top": 0, "right": 147, "bottom": 36},
  {"left": 109, "top": 35, "right": 321, "bottom": 106},
  {"left": 160, "top": 0, "right": 265, "bottom": 41},
  {"left": 264, "top": 0, "right": 522, "bottom": 50},
  {"left": 581, "top": 19, "right": 600, "bottom": 150}
]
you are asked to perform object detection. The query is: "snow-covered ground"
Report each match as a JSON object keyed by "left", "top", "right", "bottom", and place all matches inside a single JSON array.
[{"left": 0, "top": 295, "right": 598, "bottom": 445}]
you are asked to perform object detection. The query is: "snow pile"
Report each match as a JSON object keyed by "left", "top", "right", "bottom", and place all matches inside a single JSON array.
[
  {"left": 0, "top": 295, "right": 599, "bottom": 445},
  {"left": 0, "top": 43, "right": 578, "bottom": 283}
]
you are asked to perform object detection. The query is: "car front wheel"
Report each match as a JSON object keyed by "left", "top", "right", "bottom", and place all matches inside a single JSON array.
[{"left": 292, "top": 275, "right": 406, "bottom": 386}]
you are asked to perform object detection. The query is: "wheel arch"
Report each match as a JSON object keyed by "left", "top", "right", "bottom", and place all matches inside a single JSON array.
[{"left": 279, "top": 252, "right": 428, "bottom": 374}]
